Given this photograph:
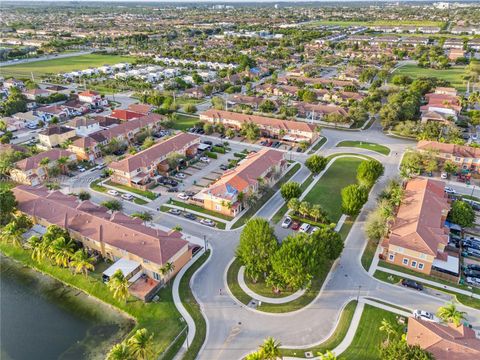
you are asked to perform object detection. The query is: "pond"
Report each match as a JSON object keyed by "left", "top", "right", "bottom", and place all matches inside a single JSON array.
[{"left": 0, "top": 256, "right": 133, "bottom": 360}]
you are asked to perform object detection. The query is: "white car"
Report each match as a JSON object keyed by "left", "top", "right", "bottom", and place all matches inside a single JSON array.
[
  {"left": 177, "top": 192, "right": 190, "bottom": 200},
  {"left": 413, "top": 310, "right": 440, "bottom": 323},
  {"left": 107, "top": 190, "right": 119, "bottom": 196},
  {"left": 200, "top": 218, "right": 215, "bottom": 227},
  {"left": 444, "top": 186, "right": 456, "bottom": 195},
  {"left": 121, "top": 193, "right": 134, "bottom": 200},
  {"left": 472, "top": 134, "right": 478, "bottom": 141},
  {"left": 96, "top": 163, "right": 106, "bottom": 170},
  {"left": 299, "top": 223, "right": 311, "bottom": 233},
  {"left": 440, "top": 172, "right": 448, "bottom": 179},
  {"left": 281, "top": 216, "right": 292, "bottom": 229},
  {"left": 466, "top": 277, "right": 480, "bottom": 286},
  {"left": 200, "top": 156, "right": 210, "bottom": 163},
  {"left": 175, "top": 173, "right": 186, "bottom": 179}
]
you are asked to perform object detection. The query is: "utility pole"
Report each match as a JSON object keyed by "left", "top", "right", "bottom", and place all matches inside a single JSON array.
[
  {"left": 204, "top": 235, "right": 208, "bottom": 252},
  {"left": 357, "top": 285, "right": 362, "bottom": 302}
]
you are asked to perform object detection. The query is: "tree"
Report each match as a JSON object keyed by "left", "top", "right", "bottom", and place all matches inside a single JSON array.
[
  {"left": 341, "top": 184, "right": 368, "bottom": 216},
  {"left": 107, "top": 342, "right": 132, "bottom": 360},
  {"left": 78, "top": 191, "right": 91, "bottom": 201},
  {"left": 287, "top": 197, "right": 300, "bottom": 215},
  {"left": 27, "top": 235, "right": 43, "bottom": 262},
  {"left": 225, "top": 128, "right": 235, "bottom": 138},
  {"left": 305, "top": 155, "right": 328, "bottom": 174},
  {"left": 299, "top": 201, "right": 311, "bottom": 218},
  {"left": 39, "top": 157, "right": 51, "bottom": 180},
  {"left": 0, "top": 148, "right": 24, "bottom": 176},
  {"left": 57, "top": 156, "right": 69, "bottom": 175},
  {"left": 448, "top": 200, "right": 475, "bottom": 228},
  {"left": 128, "top": 328, "right": 154, "bottom": 360},
  {"left": 107, "top": 269, "right": 130, "bottom": 303},
  {"left": 101, "top": 200, "right": 123, "bottom": 212},
  {"left": 132, "top": 211, "right": 153, "bottom": 225},
  {"left": 183, "top": 103, "right": 197, "bottom": 113},
  {"left": 311, "top": 225, "right": 343, "bottom": 260},
  {"left": 245, "top": 352, "right": 264, "bottom": 360},
  {"left": 241, "top": 122, "right": 260, "bottom": 141},
  {"left": 51, "top": 236, "right": 76, "bottom": 267},
  {"left": 0, "top": 221, "right": 23, "bottom": 247},
  {"left": 159, "top": 262, "right": 175, "bottom": 285},
  {"left": 259, "top": 337, "right": 281, "bottom": 360},
  {"left": 356, "top": 160, "right": 384, "bottom": 187},
  {"left": 443, "top": 160, "right": 458, "bottom": 175},
  {"left": 302, "top": 90, "right": 317, "bottom": 103},
  {"left": 212, "top": 96, "right": 225, "bottom": 110},
  {"left": 365, "top": 209, "right": 389, "bottom": 243},
  {"left": 70, "top": 249, "right": 95, "bottom": 276},
  {"left": 259, "top": 99, "right": 276, "bottom": 113},
  {"left": 236, "top": 218, "right": 278, "bottom": 283},
  {"left": 0, "top": 188, "right": 17, "bottom": 225},
  {"left": 172, "top": 224, "right": 183, "bottom": 232},
  {"left": 280, "top": 182, "right": 302, "bottom": 201},
  {"left": 203, "top": 122, "right": 213, "bottom": 135},
  {"left": 381, "top": 336, "right": 434, "bottom": 360},
  {"left": 318, "top": 350, "right": 337, "bottom": 360},
  {"left": 141, "top": 136, "right": 155, "bottom": 150},
  {"left": 400, "top": 151, "right": 424, "bottom": 178},
  {"left": 379, "top": 319, "right": 396, "bottom": 343},
  {"left": 437, "top": 303, "right": 467, "bottom": 326}
]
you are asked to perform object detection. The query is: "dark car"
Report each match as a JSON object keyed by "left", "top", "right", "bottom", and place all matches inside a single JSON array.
[
  {"left": 214, "top": 143, "right": 224, "bottom": 148},
  {"left": 167, "top": 187, "right": 178, "bottom": 192},
  {"left": 183, "top": 213, "right": 196, "bottom": 220},
  {"left": 291, "top": 221, "right": 301, "bottom": 231},
  {"left": 401, "top": 279, "right": 423, "bottom": 291},
  {"left": 462, "top": 240, "right": 480, "bottom": 250},
  {"left": 220, "top": 164, "right": 228, "bottom": 171},
  {"left": 466, "top": 264, "right": 480, "bottom": 271},
  {"left": 464, "top": 269, "right": 480, "bottom": 278},
  {"left": 203, "top": 140, "right": 213, "bottom": 146}
]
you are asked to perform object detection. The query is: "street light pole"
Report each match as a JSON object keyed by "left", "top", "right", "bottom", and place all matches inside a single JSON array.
[
  {"left": 357, "top": 285, "right": 362, "bottom": 302},
  {"left": 204, "top": 235, "right": 207, "bottom": 252}
]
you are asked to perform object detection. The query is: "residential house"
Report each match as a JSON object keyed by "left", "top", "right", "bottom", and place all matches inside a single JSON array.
[
  {"left": 68, "top": 136, "right": 100, "bottom": 161},
  {"left": 109, "top": 133, "right": 199, "bottom": 188},
  {"left": 193, "top": 149, "right": 286, "bottom": 216},
  {"left": 407, "top": 317, "right": 480, "bottom": 360},
  {"left": 66, "top": 117, "right": 101, "bottom": 137},
  {"left": 13, "top": 186, "right": 192, "bottom": 301},
  {"left": 127, "top": 103, "right": 154, "bottom": 115},
  {"left": 184, "top": 87, "right": 206, "bottom": 99},
  {"left": 420, "top": 88, "right": 462, "bottom": 123},
  {"left": 35, "top": 105, "right": 71, "bottom": 122},
  {"left": 380, "top": 178, "right": 458, "bottom": 277},
  {"left": 10, "top": 149, "right": 77, "bottom": 185},
  {"left": 3, "top": 78, "right": 24, "bottom": 89},
  {"left": 38, "top": 125, "right": 76, "bottom": 148},
  {"left": 23, "top": 88, "right": 50, "bottom": 101},
  {"left": 200, "top": 109, "right": 318, "bottom": 143},
  {"left": 417, "top": 140, "right": 480, "bottom": 173},
  {"left": 78, "top": 90, "right": 107, "bottom": 107},
  {"left": 110, "top": 109, "right": 144, "bottom": 121},
  {"left": 294, "top": 102, "right": 349, "bottom": 122},
  {"left": 449, "top": 49, "right": 465, "bottom": 61}
]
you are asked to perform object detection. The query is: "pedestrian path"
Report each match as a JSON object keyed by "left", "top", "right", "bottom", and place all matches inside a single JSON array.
[{"left": 237, "top": 266, "right": 305, "bottom": 304}]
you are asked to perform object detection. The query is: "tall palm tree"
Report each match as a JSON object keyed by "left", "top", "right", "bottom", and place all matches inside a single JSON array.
[
  {"left": 245, "top": 352, "right": 264, "bottom": 360},
  {"left": 27, "top": 235, "right": 43, "bottom": 261},
  {"left": 70, "top": 249, "right": 95, "bottom": 276},
  {"left": 159, "top": 262, "right": 175, "bottom": 286},
  {"left": 56, "top": 156, "right": 69, "bottom": 175},
  {"left": 318, "top": 350, "right": 337, "bottom": 360},
  {"left": 51, "top": 236, "right": 76, "bottom": 267},
  {"left": 287, "top": 198, "right": 300, "bottom": 215},
  {"left": 127, "top": 328, "right": 154, "bottom": 360},
  {"left": 107, "top": 269, "right": 130, "bottom": 303},
  {"left": 299, "top": 201, "right": 311, "bottom": 219},
  {"left": 437, "top": 303, "right": 467, "bottom": 327},
  {"left": 0, "top": 221, "right": 23, "bottom": 247},
  {"left": 309, "top": 204, "right": 322, "bottom": 222},
  {"left": 379, "top": 318, "right": 396, "bottom": 342},
  {"left": 259, "top": 337, "right": 281, "bottom": 360},
  {"left": 39, "top": 157, "right": 50, "bottom": 180},
  {"left": 107, "top": 341, "right": 132, "bottom": 360},
  {"left": 131, "top": 211, "right": 153, "bottom": 226}
]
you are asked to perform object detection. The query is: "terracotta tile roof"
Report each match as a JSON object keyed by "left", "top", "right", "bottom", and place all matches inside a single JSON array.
[
  {"left": 407, "top": 317, "right": 480, "bottom": 360},
  {"left": 40, "top": 125, "right": 73, "bottom": 136},
  {"left": 66, "top": 116, "right": 99, "bottom": 128},
  {"left": 109, "top": 132, "right": 199, "bottom": 173},
  {"left": 12, "top": 186, "right": 188, "bottom": 265},
  {"left": 294, "top": 102, "right": 348, "bottom": 117},
  {"left": 201, "top": 109, "right": 316, "bottom": 134},
  {"left": 78, "top": 90, "right": 100, "bottom": 97},
  {"left": 36, "top": 105, "right": 66, "bottom": 115},
  {"left": 70, "top": 136, "right": 98, "bottom": 149},
  {"left": 15, "top": 149, "right": 75, "bottom": 171},
  {"left": 423, "top": 93, "right": 462, "bottom": 113},
  {"left": 200, "top": 148, "right": 284, "bottom": 200},
  {"left": 110, "top": 109, "right": 144, "bottom": 121},
  {"left": 387, "top": 178, "right": 450, "bottom": 256},
  {"left": 417, "top": 140, "right": 480, "bottom": 159},
  {"left": 0, "top": 143, "right": 27, "bottom": 153},
  {"left": 127, "top": 103, "right": 154, "bottom": 115}
]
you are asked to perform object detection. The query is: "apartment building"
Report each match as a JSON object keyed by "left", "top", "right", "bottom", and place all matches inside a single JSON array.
[
  {"left": 421, "top": 87, "right": 462, "bottom": 123},
  {"left": 417, "top": 140, "right": 480, "bottom": 173},
  {"left": 38, "top": 125, "right": 76, "bottom": 148}
]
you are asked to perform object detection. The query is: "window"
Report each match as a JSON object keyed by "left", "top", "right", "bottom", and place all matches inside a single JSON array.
[
  {"left": 215, "top": 204, "right": 221, "bottom": 211},
  {"left": 420, "top": 253, "right": 427, "bottom": 259},
  {"left": 418, "top": 263, "right": 424, "bottom": 270},
  {"left": 402, "top": 258, "right": 409, "bottom": 265},
  {"left": 153, "top": 272, "right": 160, "bottom": 280},
  {"left": 388, "top": 254, "right": 395, "bottom": 261},
  {"left": 411, "top": 261, "right": 417, "bottom": 268},
  {"left": 144, "top": 259, "right": 150, "bottom": 264}
]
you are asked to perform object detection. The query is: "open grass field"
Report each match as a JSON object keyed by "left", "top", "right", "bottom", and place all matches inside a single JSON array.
[
  {"left": 303, "top": 157, "right": 364, "bottom": 223},
  {"left": 392, "top": 64, "right": 467, "bottom": 92},
  {"left": 0, "top": 54, "right": 134, "bottom": 78},
  {"left": 170, "top": 113, "right": 201, "bottom": 131},
  {"left": 336, "top": 141, "right": 390, "bottom": 156}
]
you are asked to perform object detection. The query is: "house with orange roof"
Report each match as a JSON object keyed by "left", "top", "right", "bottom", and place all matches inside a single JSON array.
[
  {"left": 78, "top": 90, "right": 106, "bottom": 107},
  {"left": 110, "top": 109, "right": 144, "bottom": 121},
  {"left": 417, "top": 140, "right": 480, "bottom": 173},
  {"left": 407, "top": 317, "right": 480, "bottom": 360},
  {"left": 200, "top": 109, "right": 318, "bottom": 143},
  {"left": 127, "top": 103, "right": 154, "bottom": 115},
  {"left": 380, "top": 178, "right": 458, "bottom": 276},
  {"left": 193, "top": 149, "right": 286, "bottom": 216},
  {"left": 13, "top": 185, "right": 192, "bottom": 301},
  {"left": 421, "top": 87, "right": 462, "bottom": 123},
  {"left": 10, "top": 149, "right": 77, "bottom": 186},
  {"left": 109, "top": 133, "right": 199, "bottom": 188}
]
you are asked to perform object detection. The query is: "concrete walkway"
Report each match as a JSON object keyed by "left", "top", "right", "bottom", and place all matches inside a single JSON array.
[{"left": 237, "top": 266, "right": 306, "bottom": 304}]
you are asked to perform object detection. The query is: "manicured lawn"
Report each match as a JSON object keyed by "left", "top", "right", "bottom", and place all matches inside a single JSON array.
[
  {"left": 105, "top": 181, "right": 157, "bottom": 200},
  {"left": 308, "top": 137, "right": 327, "bottom": 154},
  {"left": 336, "top": 141, "right": 390, "bottom": 156},
  {"left": 245, "top": 275, "right": 295, "bottom": 299},
  {"left": 179, "top": 251, "right": 211, "bottom": 360},
  {"left": 0, "top": 54, "right": 134, "bottom": 78},
  {"left": 90, "top": 179, "right": 107, "bottom": 192},
  {"left": 0, "top": 242, "right": 184, "bottom": 358},
  {"left": 339, "top": 304, "right": 403, "bottom": 360},
  {"left": 170, "top": 113, "right": 201, "bottom": 131},
  {"left": 231, "top": 163, "right": 301, "bottom": 229},
  {"left": 280, "top": 301, "right": 358, "bottom": 358},
  {"left": 361, "top": 238, "right": 378, "bottom": 271},
  {"left": 392, "top": 64, "right": 467, "bottom": 92},
  {"left": 168, "top": 199, "right": 233, "bottom": 221},
  {"left": 303, "top": 157, "right": 364, "bottom": 223}
]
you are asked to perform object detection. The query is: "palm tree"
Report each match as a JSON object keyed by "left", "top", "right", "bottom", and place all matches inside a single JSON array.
[
  {"left": 0, "top": 221, "right": 23, "bottom": 247},
  {"left": 128, "top": 328, "right": 154, "bottom": 360},
  {"left": 437, "top": 303, "right": 467, "bottom": 327},
  {"left": 39, "top": 157, "right": 50, "bottom": 180},
  {"left": 107, "top": 269, "right": 130, "bottom": 303},
  {"left": 379, "top": 318, "right": 396, "bottom": 343},
  {"left": 287, "top": 197, "right": 300, "bottom": 215},
  {"left": 131, "top": 211, "right": 153, "bottom": 226},
  {"left": 57, "top": 156, "right": 69, "bottom": 175},
  {"left": 259, "top": 337, "right": 281, "bottom": 360},
  {"left": 107, "top": 342, "right": 132, "bottom": 360},
  {"left": 51, "top": 236, "right": 76, "bottom": 267},
  {"left": 245, "top": 352, "right": 264, "bottom": 360},
  {"left": 70, "top": 249, "right": 95, "bottom": 276},
  {"left": 159, "top": 262, "right": 175, "bottom": 286},
  {"left": 299, "top": 201, "right": 311, "bottom": 219},
  {"left": 172, "top": 225, "right": 182, "bottom": 232},
  {"left": 318, "top": 350, "right": 337, "bottom": 360},
  {"left": 310, "top": 204, "right": 322, "bottom": 222},
  {"left": 27, "top": 235, "right": 43, "bottom": 261}
]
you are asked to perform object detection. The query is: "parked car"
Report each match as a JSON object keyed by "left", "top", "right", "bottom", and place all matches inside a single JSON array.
[
  {"left": 465, "top": 264, "right": 480, "bottom": 271},
  {"left": 299, "top": 223, "right": 311, "bottom": 233},
  {"left": 220, "top": 164, "right": 228, "bottom": 171},
  {"left": 281, "top": 216, "right": 292, "bottom": 229},
  {"left": 177, "top": 193, "right": 190, "bottom": 200},
  {"left": 200, "top": 218, "right": 215, "bottom": 227},
  {"left": 107, "top": 190, "right": 119, "bottom": 196},
  {"left": 200, "top": 156, "right": 210, "bottom": 163},
  {"left": 291, "top": 221, "right": 301, "bottom": 231},
  {"left": 309, "top": 226, "right": 319, "bottom": 234},
  {"left": 121, "top": 193, "right": 134, "bottom": 200},
  {"left": 203, "top": 140, "right": 213, "bottom": 145},
  {"left": 464, "top": 269, "right": 480, "bottom": 278},
  {"left": 413, "top": 310, "right": 439, "bottom": 323},
  {"left": 175, "top": 172, "right": 186, "bottom": 179},
  {"left": 466, "top": 277, "right": 480, "bottom": 286},
  {"left": 183, "top": 212, "right": 196, "bottom": 220},
  {"left": 401, "top": 279, "right": 423, "bottom": 291},
  {"left": 440, "top": 172, "right": 448, "bottom": 179},
  {"left": 444, "top": 186, "right": 456, "bottom": 195},
  {"left": 168, "top": 208, "right": 181, "bottom": 215},
  {"left": 78, "top": 166, "right": 86, "bottom": 172},
  {"left": 463, "top": 240, "right": 480, "bottom": 250},
  {"left": 96, "top": 163, "right": 106, "bottom": 170},
  {"left": 465, "top": 247, "right": 480, "bottom": 258}
]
